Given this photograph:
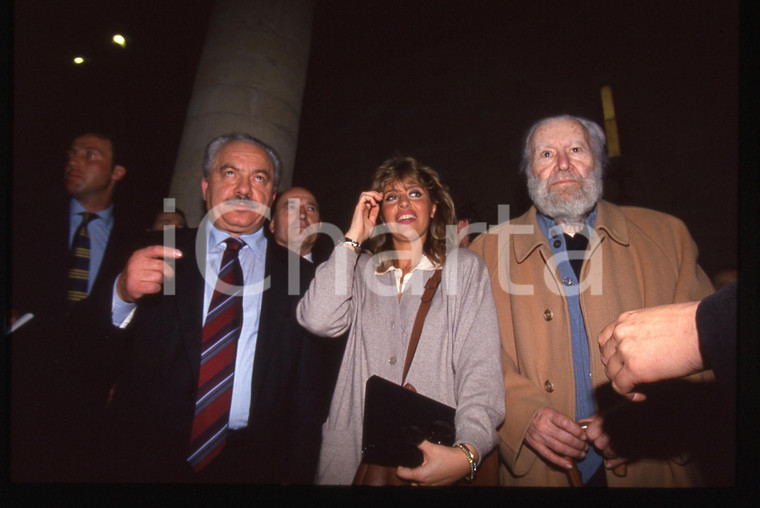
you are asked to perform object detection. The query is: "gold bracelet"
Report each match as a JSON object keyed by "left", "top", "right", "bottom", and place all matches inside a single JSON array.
[{"left": 456, "top": 443, "right": 477, "bottom": 481}]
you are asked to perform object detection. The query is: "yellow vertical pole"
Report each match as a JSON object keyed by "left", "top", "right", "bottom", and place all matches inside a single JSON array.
[{"left": 601, "top": 85, "right": 621, "bottom": 158}]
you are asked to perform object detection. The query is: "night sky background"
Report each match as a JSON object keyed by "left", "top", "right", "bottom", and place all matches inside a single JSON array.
[
  {"left": 4, "top": 0, "right": 760, "bottom": 496},
  {"left": 11, "top": 0, "right": 740, "bottom": 278}
]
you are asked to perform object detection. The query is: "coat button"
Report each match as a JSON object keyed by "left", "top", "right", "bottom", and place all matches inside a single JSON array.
[
  {"left": 553, "top": 239, "right": 562, "bottom": 248},
  {"left": 544, "top": 380, "right": 555, "bottom": 392},
  {"left": 389, "top": 355, "right": 397, "bottom": 365},
  {"left": 543, "top": 309, "right": 553, "bottom": 321}
]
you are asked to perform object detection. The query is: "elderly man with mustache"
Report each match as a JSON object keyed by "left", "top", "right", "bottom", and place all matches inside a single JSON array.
[
  {"left": 470, "top": 115, "right": 724, "bottom": 487},
  {"left": 105, "top": 133, "right": 328, "bottom": 483}
]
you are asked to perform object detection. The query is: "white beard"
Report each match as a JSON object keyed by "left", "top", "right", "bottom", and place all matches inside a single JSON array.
[{"left": 527, "top": 168, "right": 603, "bottom": 223}]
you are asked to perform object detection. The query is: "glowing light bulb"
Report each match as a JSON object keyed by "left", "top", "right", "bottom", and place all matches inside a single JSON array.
[
  {"left": 112, "top": 34, "right": 126, "bottom": 47},
  {"left": 73, "top": 56, "right": 85, "bottom": 64}
]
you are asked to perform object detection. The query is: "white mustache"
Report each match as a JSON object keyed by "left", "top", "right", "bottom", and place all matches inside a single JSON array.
[
  {"left": 548, "top": 173, "right": 583, "bottom": 185},
  {"left": 222, "top": 198, "right": 260, "bottom": 209}
]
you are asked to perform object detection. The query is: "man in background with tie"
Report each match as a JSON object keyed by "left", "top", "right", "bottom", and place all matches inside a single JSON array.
[
  {"left": 11, "top": 132, "right": 137, "bottom": 481},
  {"left": 62, "top": 133, "right": 128, "bottom": 304},
  {"left": 105, "top": 132, "right": 329, "bottom": 483}
]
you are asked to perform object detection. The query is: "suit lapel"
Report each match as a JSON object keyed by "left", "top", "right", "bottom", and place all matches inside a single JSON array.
[
  {"left": 249, "top": 242, "right": 290, "bottom": 410},
  {"left": 93, "top": 208, "right": 131, "bottom": 290},
  {"left": 175, "top": 229, "right": 206, "bottom": 385},
  {"left": 174, "top": 236, "right": 301, "bottom": 411},
  {"left": 57, "top": 200, "right": 74, "bottom": 303}
]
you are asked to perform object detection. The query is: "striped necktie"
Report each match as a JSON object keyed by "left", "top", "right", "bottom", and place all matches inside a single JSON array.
[
  {"left": 67, "top": 212, "right": 98, "bottom": 306},
  {"left": 187, "top": 237, "right": 245, "bottom": 472}
]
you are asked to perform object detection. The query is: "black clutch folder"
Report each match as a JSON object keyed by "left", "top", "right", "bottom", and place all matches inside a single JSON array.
[{"left": 360, "top": 375, "right": 456, "bottom": 468}]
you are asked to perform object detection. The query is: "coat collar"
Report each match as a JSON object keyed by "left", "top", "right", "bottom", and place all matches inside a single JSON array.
[
  {"left": 592, "top": 200, "right": 630, "bottom": 247},
  {"left": 511, "top": 200, "right": 629, "bottom": 263}
]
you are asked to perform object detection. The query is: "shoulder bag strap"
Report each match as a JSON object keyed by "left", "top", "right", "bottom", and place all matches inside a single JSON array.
[{"left": 401, "top": 267, "right": 443, "bottom": 385}]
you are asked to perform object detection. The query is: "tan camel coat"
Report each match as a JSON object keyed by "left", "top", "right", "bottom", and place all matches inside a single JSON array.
[{"left": 469, "top": 200, "right": 716, "bottom": 487}]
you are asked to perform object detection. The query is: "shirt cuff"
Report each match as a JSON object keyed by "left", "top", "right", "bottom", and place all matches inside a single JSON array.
[{"left": 111, "top": 279, "right": 137, "bottom": 328}]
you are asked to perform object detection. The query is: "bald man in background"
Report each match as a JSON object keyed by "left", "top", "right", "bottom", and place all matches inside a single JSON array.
[{"left": 269, "top": 186, "right": 322, "bottom": 262}]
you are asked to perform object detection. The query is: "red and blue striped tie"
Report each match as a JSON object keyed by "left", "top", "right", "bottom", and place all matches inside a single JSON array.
[{"left": 187, "top": 237, "right": 245, "bottom": 472}]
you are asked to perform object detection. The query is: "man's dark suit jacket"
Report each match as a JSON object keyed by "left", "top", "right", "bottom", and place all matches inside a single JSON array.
[
  {"left": 12, "top": 199, "right": 136, "bottom": 344},
  {"left": 10, "top": 198, "right": 139, "bottom": 481},
  {"left": 105, "top": 227, "right": 339, "bottom": 484}
]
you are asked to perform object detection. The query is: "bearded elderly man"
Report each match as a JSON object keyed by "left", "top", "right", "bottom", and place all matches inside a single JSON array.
[{"left": 470, "top": 115, "right": 720, "bottom": 487}]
